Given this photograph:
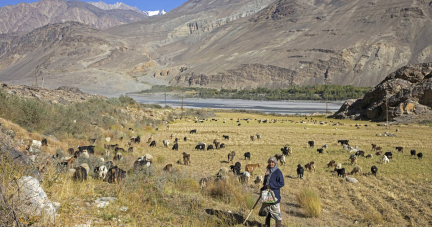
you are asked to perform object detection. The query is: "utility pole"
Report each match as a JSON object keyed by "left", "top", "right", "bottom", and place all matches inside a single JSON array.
[
  {"left": 165, "top": 88, "right": 167, "bottom": 109},
  {"left": 386, "top": 97, "right": 389, "bottom": 129}
]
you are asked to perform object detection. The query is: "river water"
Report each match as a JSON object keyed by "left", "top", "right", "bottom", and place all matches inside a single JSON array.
[{"left": 130, "top": 96, "right": 343, "bottom": 115}]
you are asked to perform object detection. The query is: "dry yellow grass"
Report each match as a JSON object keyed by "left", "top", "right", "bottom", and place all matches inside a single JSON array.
[
  {"left": 2, "top": 111, "right": 432, "bottom": 226},
  {"left": 296, "top": 189, "right": 321, "bottom": 218}
]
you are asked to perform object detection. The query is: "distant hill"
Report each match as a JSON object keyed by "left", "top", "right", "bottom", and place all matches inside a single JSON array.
[{"left": 0, "top": 0, "right": 148, "bottom": 34}]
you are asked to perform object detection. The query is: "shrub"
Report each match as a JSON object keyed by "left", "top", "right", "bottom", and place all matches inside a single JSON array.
[
  {"left": 156, "top": 156, "right": 166, "bottom": 164},
  {"left": 175, "top": 178, "right": 200, "bottom": 193},
  {"left": 296, "top": 189, "right": 322, "bottom": 217}
]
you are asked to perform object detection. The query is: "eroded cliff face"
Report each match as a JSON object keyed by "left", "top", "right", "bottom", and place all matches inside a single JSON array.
[
  {"left": 0, "top": 0, "right": 147, "bottom": 34},
  {"left": 334, "top": 63, "right": 432, "bottom": 123}
]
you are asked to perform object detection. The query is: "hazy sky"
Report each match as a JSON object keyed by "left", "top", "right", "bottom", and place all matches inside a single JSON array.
[{"left": 0, "top": 0, "right": 188, "bottom": 11}]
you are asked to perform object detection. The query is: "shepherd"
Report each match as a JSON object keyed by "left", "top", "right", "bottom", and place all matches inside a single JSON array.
[{"left": 259, "top": 156, "right": 285, "bottom": 227}]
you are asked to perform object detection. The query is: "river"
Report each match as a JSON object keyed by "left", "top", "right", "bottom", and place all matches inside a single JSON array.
[{"left": 130, "top": 96, "right": 343, "bottom": 115}]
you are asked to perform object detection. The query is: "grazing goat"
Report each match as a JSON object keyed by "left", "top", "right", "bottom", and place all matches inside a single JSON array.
[
  {"left": 163, "top": 140, "right": 170, "bottom": 148},
  {"left": 172, "top": 143, "right": 179, "bottom": 151},
  {"left": 305, "top": 161, "right": 315, "bottom": 171},
  {"left": 375, "top": 151, "right": 383, "bottom": 156},
  {"left": 297, "top": 164, "right": 304, "bottom": 179},
  {"left": 244, "top": 152, "right": 251, "bottom": 160},
  {"left": 239, "top": 172, "right": 250, "bottom": 184},
  {"left": 94, "top": 166, "right": 108, "bottom": 180},
  {"left": 183, "top": 152, "right": 191, "bottom": 165},
  {"left": 150, "top": 141, "right": 157, "bottom": 147},
  {"left": 78, "top": 145, "right": 95, "bottom": 155},
  {"left": 163, "top": 164, "right": 173, "bottom": 172},
  {"left": 355, "top": 150, "right": 365, "bottom": 157},
  {"left": 134, "top": 156, "right": 151, "bottom": 169},
  {"left": 281, "top": 147, "right": 292, "bottom": 156},
  {"left": 317, "top": 148, "right": 324, "bottom": 154},
  {"left": 105, "top": 166, "right": 126, "bottom": 184},
  {"left": 128, "top": 147, "right": 133, "bottom": 152},
  {"left": 382, "top": 155, "right": 390, "bottom": 164},
  {"left": 254, "top": 175, "right": 264, "bottom": 184},
  {"left": 335, "top": 168, "right": 346, "bottom": 177},
  {"left": 350, "top": 166, "right": 362, "bottom": 175},
  {"left": 371, "top": 165, "right": 378, "bottom": 176},
  {"left": 195, "top": 144, "right": 205, "bottom": 150},
  {"left": 228, "top": 151, "right": 236, "bottom": 164},
  {"left": 395, "top": 147, "right": 404, "bottom": 153},
  {"left": 199, "top": 178, "right": 210, "bottom": 190},
  {"left": 190, "top": 129, "right": 197, "bottom": 134},
  {"left": 207, "top": 145, "right": 214, "bottom": 151},
  {"left": 41, "top": 139, "right": 48, "bottom": 146},
  {"left": 274, "top": 154, "right": 286, "bottom": 165},
  {"left": 256, "top": 134, "right": 261, "bottom": 140},
  {"left": 366, "top": 154, "right": 373, "bottom": 158},
  {"left": 350, "top": 155, "right": 357, "bottom": 165},
  {"left": 336, "top": 163, "right": 342, "bottom": 169},
  {"left": 417, "top": 153, "right": 423, "bottom": 159},
  {"left": 184, "top": 137, "right": 187, "bottom": 141},
  {"left": 371, "top": 144, "right": 377, "bottom": 151},
  {"left": 384, "top": 152, "right": 393, "bottom": 160},
  {"left": 250, "top": 136, "right": 255, "bottom": 141},
  {"left": 73, "top": 166, "right": 87, "bottom": 181},
  {"left": 223, "top": 135, "right": 230, "bottom": 140},
  {"left": 245, "top": 164, "right": 260, "bottom": 175},
  {"left": 410, "top": 150, "right": 416, "bottom": 156},
  {"left": 327, "top": 160, "right": 336, "bottom": 168},
  {"left": 308, "top": 141, "right": 314, "bottom": 148},
  {"left": 233, "top": 162, "right": 241, "bottom": 175},
  {"left": 220, "top": 143, "right": 226, "bottom": 149},
  {"left": 338, "top": 140, "right": 349, "bottom": 146}
]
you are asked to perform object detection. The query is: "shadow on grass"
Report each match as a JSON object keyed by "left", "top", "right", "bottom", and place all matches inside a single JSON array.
[{"left": 205, "top": 209, "right": 263, "bottom": 226}]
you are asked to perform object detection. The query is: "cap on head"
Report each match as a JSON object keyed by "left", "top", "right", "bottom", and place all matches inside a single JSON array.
[{"left": 268, "top": 157, "right": 277, "bottom": 164}]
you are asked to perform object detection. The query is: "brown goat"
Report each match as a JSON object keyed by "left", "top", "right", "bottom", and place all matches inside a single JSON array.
[
  {"left": 350, "top": 156, "right": 357, "bottom": 165},
  {"left": 274, "top": 154, "right": 286, "bottom": 165},
  {"left": 371, "top": 144, "right": 377, "bottom": 151},
  {"left": 228, "top": 151, "right": 236, "bottom": 164},
  {"left": 163, "top": 164, "right": 173, "bottom": 172},
  {"left": 250, "top": 136, "right": 255, "bottom": 141},
  {"left": 395, "top": 147, "right": 404, "bottom": 153},
  {"left": 327, "top": 160, "right": 336, "bottom": 168},
  {"left": 375, "top": 151, "right": 383, "bottom": 156},
  {"left": 305, "top": 161, "right": 316, "bottom": 171},
  {"left": 182, "top": 152, "right": 191, "bottom": 165},
  {"left": 245, "top": 164, "right": 261, "bottom": 175},
  {"left": 350, "top": 166, "right": 362, "bottom": 175}
]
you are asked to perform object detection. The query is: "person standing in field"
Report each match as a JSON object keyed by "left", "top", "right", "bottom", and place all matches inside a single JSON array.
[{"left": 260, "top": 156, "right": 285, "bottom": 227}]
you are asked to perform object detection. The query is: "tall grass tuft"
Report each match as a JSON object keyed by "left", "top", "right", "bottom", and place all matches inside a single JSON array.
[{"left": 296, "top": 189, "right": 322, "bottom": 217}]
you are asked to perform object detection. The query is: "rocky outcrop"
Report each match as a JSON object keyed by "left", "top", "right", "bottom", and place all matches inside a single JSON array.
[{"left": 333, "top": 63, "right": 432, "bottom": 123}]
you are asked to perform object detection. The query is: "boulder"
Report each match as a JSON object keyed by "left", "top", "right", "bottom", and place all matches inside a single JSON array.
[
  {"left": 2, "top": 148, "right": 42, "bottom": 181},
  {"left": 333, "top": 63, "right": 432, "bottom": 123},
  {"left": 346, "top": 176, "right": 358, "bottom": 183},
  {"left": 17, "top": 176, "right": 57, "bottom": 223},
  {"left": 94, "top": 197, "right": 117, "bottom": 208}
]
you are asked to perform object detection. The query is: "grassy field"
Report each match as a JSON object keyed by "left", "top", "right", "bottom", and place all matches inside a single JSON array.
[{"left": 2, "top": 111, "right": 432, "bottom": 226}]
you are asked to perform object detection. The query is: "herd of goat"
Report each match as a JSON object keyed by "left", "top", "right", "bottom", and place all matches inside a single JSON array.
[{"left": 23, "top": 117, "right": 425, "bottom": 188}]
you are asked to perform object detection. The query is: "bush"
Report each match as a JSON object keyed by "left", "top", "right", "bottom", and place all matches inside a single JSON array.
[
  {"left": 156, "top": 156, "right": 166, "bottom": 164},
  {"left": 296, "top": 189, "right": 322, "bottom": 217},
  {"left": 175, "top": 178, "right": 200, "bottom": 193}
]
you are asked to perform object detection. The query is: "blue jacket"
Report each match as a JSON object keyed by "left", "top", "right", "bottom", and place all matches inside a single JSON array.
[{"left": 261, "top": 168, "right": 285, "bottom": 204}]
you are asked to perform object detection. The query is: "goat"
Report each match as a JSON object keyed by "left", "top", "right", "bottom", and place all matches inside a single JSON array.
[
  {"left": 305, "top": 161, "right": 315, "bottom": 171},
  {"left": 297, "top": 164, "right": 304, "bottom": 179},
  {"left": 317, "top": 148, "right": 324, "bottom": 154},
  {"left": 190, "top": 129, "right": 197, "bottom": 134},
  {"left": 410, "top": 150, "right": 416, "bottom": 156},
  {"left": 254, "top": 175, "right": 264, "bottom": 184},
  {"left": 417, "top": 153, "right": 423, "bottom": 159},
  {"left": 41, "top": 139, "right": 48, "bottom": 146},
  {"left": 308, "top": 141, "right": 314, "bottom": 148},
  {"left": 274, "top": 154, "right": 286, "bottom": 165},
  {"left": 244, "top": 152, "right": 251, "bottom": 160},
  {"left": 182, "top": 152, "right": 191, "bottom": 165},
  {"left": 366, "top": 154, "right": 373, "bottom": 158},
  {"left": 223, "top": 135, "right": 230, "bottom": 140},
  {"left": 73, "top": 166, "right": 87, "bottom": 181},
  {"left": 327, "top": 160, "right": 336, "bottom": 168},
  {"left": 163, "top": 164, "right": 173, "bottom": 172},
  {"left": 335, "top": 168, "right": 346, "bottom": 177},
  {"left": 207, "top": 145, "right": 214, "bottom": 151},
  {"left": 382, "top": 155, "right": 390, "bottom": 164},
  {"left": 150, "top": 141, "right": 156, "bottom": 147},
  {"left": 94, "top": 166, "right": 108, "bottom": 180},
  {"left": 245, "top": 164, "right": 260, "bottom": 175},
  {"left": 163, "top": 140, "right": 170, "bottom": 148},
  {"left": 350, "top": 166, "right": 362, "bottom": 175},
  {"left": 395, "top": 147, "right": 404, "bottom": 153},
  {"left": 104, "top": 166, "right": 126, "bottom": 184},
  {"left": 250, "top": 135, "right": 255, "bottom": 141},
  {"left": 228, "top": 151, "right": 236, "bottom": 164},
  {"left": 233, "top": 162, "right": 241, "bottom": 175},
  {"left": 172, "top": 143, "right": 179, "bottom": 151},
  {"left": 371, "top": 165, "right": 378, "bottom": 176}
]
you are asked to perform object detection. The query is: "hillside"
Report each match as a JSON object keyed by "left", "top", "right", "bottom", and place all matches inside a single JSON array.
[
  {"left": 1, "top": 86, "right": 432, "bottom": 226},
  {"left": 0, "top": 0, "right": 148, "bottom": 34},
  {"left": 2, "top": 0, "right": 432, "bottom": 93}
]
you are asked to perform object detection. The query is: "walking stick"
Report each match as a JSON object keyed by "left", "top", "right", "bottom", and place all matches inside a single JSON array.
[{"left": 243, "top": 194, "right": 262, "bottom": 225}]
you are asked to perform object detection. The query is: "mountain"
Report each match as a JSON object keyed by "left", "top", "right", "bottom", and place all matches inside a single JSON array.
[
  {"left": 0, "top": 0, "right": 148, "bottom": 34},
  {"left": 2, "top": 0, "right": 432, "bottom": 95},
  {"left": 144, "top": 10, "right": 166, "bottom": 17},
  {"left": 88, "top": 1, "right": 143, "bottom": 14}
]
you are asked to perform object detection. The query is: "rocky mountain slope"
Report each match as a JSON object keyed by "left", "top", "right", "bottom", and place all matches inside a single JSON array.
[
  {"left": 0, "top": 0, "right": 147, "bottom": 34},
  {"left": 334, "top": 62, "right": 432, "bottom": 123},
  {"left": 87, "top": 1, "right": 143, "bottom": 13},
  {"left": 2, "top": 0, "right": 432, "bottom": 94}
]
